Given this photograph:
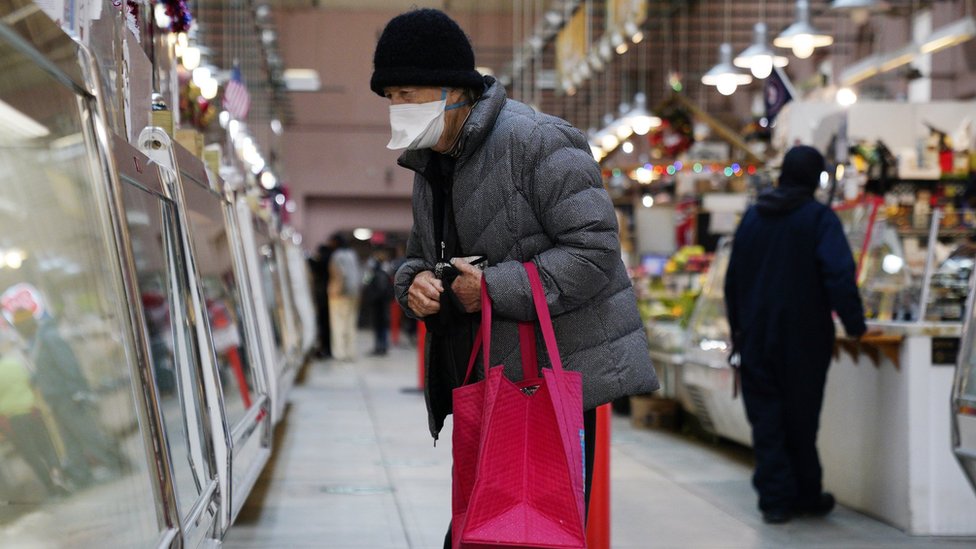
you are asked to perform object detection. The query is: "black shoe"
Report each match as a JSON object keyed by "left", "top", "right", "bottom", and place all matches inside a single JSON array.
[
  {"left": 762, "top": 508, "right": 793, "bottom": 524},
  {"left": 794, "top": 492, "right": 835, "bottom": 517}
]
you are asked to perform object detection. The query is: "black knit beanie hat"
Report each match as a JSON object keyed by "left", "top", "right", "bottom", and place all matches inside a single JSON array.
[
  {"left": 779, "top": 145, "right": 825, "bottom": 191},
  {"left": 370, "top": 8, "right": 484, "bottom": 97}
]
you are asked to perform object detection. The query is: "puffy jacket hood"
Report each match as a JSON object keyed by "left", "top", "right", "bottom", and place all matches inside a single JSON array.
[{"left": 757, "top": 145, "right": 824, "bottom": 215}]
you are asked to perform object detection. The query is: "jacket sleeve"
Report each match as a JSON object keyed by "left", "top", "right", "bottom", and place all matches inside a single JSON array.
[
  {"left": 724, "top": 239, "right": 740, "bottom": 351},
  {"left": 484, "top": 123, "right": 621, "bottom": 320},
  {"left": 816, "top": 209, "right": 867, "bottom": 337},
  {"left": 395, "top": 197, "right": 433, "bottom": 320}
]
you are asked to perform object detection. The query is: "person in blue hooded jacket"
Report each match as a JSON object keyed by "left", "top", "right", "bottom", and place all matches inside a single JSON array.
[{"left": 725, "top": 145, "right": 868, "bottom": 524}]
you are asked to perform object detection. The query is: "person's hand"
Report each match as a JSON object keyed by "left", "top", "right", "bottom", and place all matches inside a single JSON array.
[
  {"left": 451, "top": 260, "right": 483, "bottom": 313},
  {"left": 859, "top": 328, "right": 885, "bottom": 340},
  {"left": 407, "top": 270, "right": 443, "bottom": 317}
]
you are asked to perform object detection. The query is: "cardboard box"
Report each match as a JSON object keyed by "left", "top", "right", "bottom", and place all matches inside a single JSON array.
[
  {"left": 175, "top": 129, "right": 204, "bottom": 159},
  {"left": 630, "top": 395, "right": 679, "bottom": 430}
]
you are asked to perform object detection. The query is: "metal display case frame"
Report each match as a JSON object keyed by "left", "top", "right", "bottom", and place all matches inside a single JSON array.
[
  {"left": 138, "top": 128, "right": 274, "bottom": 531},
  {"left": 0, "top": 8, "right": 183, "bottom": 547}
]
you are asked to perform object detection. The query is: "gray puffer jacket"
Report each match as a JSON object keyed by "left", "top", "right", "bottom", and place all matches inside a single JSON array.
[{"left": 395, "top": 77, "right": 658, "bottom": 436}]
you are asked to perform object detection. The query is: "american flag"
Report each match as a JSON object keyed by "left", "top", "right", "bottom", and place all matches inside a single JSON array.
[{"left": 224, "top": 65, "right": 251, "bottom": 120}]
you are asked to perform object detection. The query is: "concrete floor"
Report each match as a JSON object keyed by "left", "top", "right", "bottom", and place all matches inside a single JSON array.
[{"left": 223, "top": 337, "right": 976, "bottom": 548}]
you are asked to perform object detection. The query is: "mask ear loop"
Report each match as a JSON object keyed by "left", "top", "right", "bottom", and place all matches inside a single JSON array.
[{"left": 442, "top": 87, "right": 469, "bottom": 111}]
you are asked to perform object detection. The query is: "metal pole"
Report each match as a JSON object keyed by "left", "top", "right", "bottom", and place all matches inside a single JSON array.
[{"left": 918, "top": 208, "right": 943, "bottom": 321}]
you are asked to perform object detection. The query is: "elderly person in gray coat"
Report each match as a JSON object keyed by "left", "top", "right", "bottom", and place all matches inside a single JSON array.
[{"left": 371, "top": 8, "right": 658, "bottom": 539}]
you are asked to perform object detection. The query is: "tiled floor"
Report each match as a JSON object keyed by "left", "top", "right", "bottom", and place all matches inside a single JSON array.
[{"left": 223, "top": 336, "right": 976, "bottom": 548}]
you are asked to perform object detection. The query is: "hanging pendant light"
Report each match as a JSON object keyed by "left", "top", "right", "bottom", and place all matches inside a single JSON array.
[
  {"left": 624, "top": 93, "right": 662, "bottom": 136},
  {"left": 774, "top": 0, "right": 833, "bottom": 59},
  {"left": 831, "top": 0, "right": 889, "bottom": 25},
  {"left": 734, "top": 22, "right": 789, "bottom": 79},
  {"left": 702, "top": 43, "right": 752, "bottom": 96}
]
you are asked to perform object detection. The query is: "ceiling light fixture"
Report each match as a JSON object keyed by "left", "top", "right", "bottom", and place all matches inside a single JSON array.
[
  {"left": 702, "top": 43, "right": 753, "bottom": 96},
  {"left": 625, "top": 92, "right": 662, "bottom": 136},
  {"left": 735, "top": 22, "right": 789, "bottom": 79},
  {"left": 774, "top": 0, "right": 833, "bottom": 59},
  {"left": 831, "top": 0, "right": 889, "bottom": 25}
]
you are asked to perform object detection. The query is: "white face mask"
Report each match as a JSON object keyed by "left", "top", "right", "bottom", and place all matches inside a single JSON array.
[{"left": 386, "top": 89, "right": 468, "bottom": 151}]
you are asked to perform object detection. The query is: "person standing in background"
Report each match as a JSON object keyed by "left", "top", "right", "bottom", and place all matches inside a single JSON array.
[
  {"left": 364, "top": 247, "right": 394, "bottom": 356},
  {"left": 724, "top": 145, "right": 868, "bottom": 524},
  {"left": 309, "top": 242, "right": 334, "bottom": 359},
  {"left": 328, "top": 232, "right": 361, "bottom": 361},
  {"left": 0, "top": 330, "right": 70, "bottom": 496},
  {"left": 10, "top": 309, "right": 127, "bottom": 487}
]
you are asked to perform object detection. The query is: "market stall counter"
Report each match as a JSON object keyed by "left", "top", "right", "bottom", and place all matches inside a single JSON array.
[{"left": 819, "top": 203, "right": 976, "bottom": 535}]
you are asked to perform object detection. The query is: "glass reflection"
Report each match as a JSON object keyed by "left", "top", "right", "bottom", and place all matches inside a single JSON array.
[
  {"left": 258, "top": 238, "right": 287, "bottom": 363},
  {"left": 182, "top": 176, "right": 256, "bottom": 426},
  {"left": 0, "top": 38, "right": 159, "bottom": 545},
  {"left": 122, "top": 177, "right": 211, "bottom": 521}
]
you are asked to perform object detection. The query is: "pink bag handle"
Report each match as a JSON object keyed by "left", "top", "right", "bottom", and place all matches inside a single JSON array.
[
  {"left": 462, "top": 262, "right": 563, "bottom": 384},
  {"left": 522, "top": 261, "right": 565, "bottom": 375}
]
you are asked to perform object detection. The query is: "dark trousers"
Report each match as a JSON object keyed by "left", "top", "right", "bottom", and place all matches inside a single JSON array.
[
  {"left": 740, "top": 359, "right": 828, "bottom": 512},
  {"left": 443, "top": 408, "right": 597, "bottom": 548},
  {"left": 315, "top": 295, "right": 331, "bottom": 357}
]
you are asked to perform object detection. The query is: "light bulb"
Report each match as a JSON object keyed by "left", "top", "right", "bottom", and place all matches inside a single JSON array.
[
  {"left": 632, "top": 116, "right": 659, "bottom": 136},
  {"left": 642, "top": 194, "right": 654, "bottom": 208},
  {"left": 200, "top": 77, "right": 219, "bottom": 100},
  {"left": 751, "top": 55, "right": 774, "bottom": 79},
  {"left": 792, "top": 34, "right": 815, "bottom": 59},
  {"left": 616, "top": 42, "right": 629, "bottom": 55},
  {"left": 4, "top": 250, "right": 24, "bottom": 270},
  {"left": 219, "top": 110, "right": 230, "bottom": 128},
  {"left": 717, "top": 78, "right": 738, "bottom": 96},
  {"left": 615, "top": 124, "right": 633, "bottom": 141},
  {"left": 622, "top": 141, "right": 634, "bottom": 154},
  {"left": 192, "top": 66, "right": 211, "bottom": 88},
  {"left": 181, "top": 46, "right": 201, "bottom": 71},
  {"left": 261, "top": 171, "right": 278, "bottom": 189},
  {"left": 636, "top": 167, "right": 653, "bottom": 184},
  {"left": 837, "top": 87, "right": 858, "bottom": 107},
  {"left": 154, "top": 4, "right": 171, "bottom": 29},
  {"left": 590, "top": 145, "right": 604, "bottom": 161},
  {"left": 600, "top": 134, "right": 619, "bottom": 150}
]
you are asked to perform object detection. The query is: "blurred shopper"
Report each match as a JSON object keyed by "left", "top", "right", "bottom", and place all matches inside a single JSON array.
[
  {"left": 11, "top": 309, "right": 126, "bottom": 486},
  {"left": 0, "top": 331, "right": 69, "bottom": 496},
  {"left": 309, "top": 242, "right": 334, "bottom": 359},
  {"left": 724, "top": 145, "right": 868, "bottom": 524},
  {"left": 328, "top": 232, "right": 361, "bottom": 361},
  {"left": 364, "top": 248, "right": 394, "bottom": 356},
  {"left": 371, "top": 9, "right": 658, "bottom": 545}
]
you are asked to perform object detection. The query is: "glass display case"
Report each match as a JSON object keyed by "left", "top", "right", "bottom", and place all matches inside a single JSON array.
[
  {"left": 850, "top": 204, "right": 976, "bottom": 325},
  {"left": 952, "top": 260, "right": 976, "bottom": 494},
  {"left": 0, "top": 17, "right": 175, "bottom": 547},
  {"left": 857, "top": 213, "right": 919, "bottom": 322},
  {"left": 639, "top": 246, "right": 709, "bottom": 355},
  {"left": 234, "top": 193, "right": 289, "bottom": 426},
  {"left": 168, "top": 142, "right": 271, "bottom": 532},
  {"left": 677, "top": 237, "right": 751, "bottom": 446},
  {"left": 112, "top": 134, "right": 218, "bottom": 547},
  {"left": 282, "top": 230, "right": 316, "bottom": 358},
  {"left": 685, "top": 238, "right": 732, "bottom": 365},
  {"left": 171, "top": 143, "right": 266, "bottom": 433}
]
